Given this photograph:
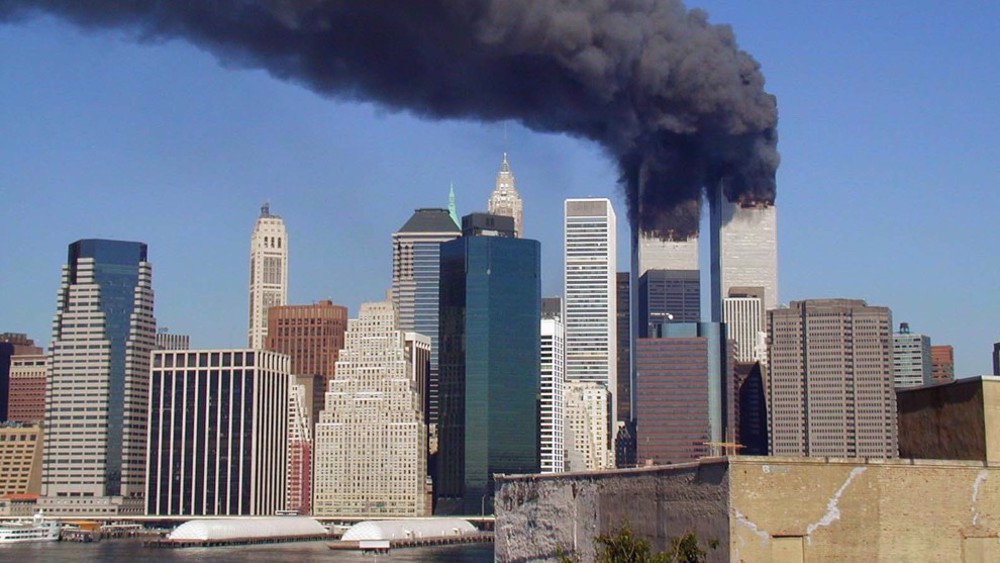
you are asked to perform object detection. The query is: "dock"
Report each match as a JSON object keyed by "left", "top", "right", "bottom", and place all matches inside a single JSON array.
[
  {"left": 144, "top": 533, "right": 331, "bottom": 548},
  {"left": 329, "top": 531, "right": 494, "bottom": 552}
]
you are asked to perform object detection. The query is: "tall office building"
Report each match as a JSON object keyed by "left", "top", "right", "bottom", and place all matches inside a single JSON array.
[
  {"left": 438, "top": 213, "right": 540, "bottom": 514},
  {"left": 637, "top": 269, "right": 700, "bottom": 337},
  {"left": 154, "top": 329, "right": 190, "bottom": 351},
  {"left": 0, "top": 334, "right": 42, "bottom": 422},
  {"left": 43, "top": 240, "right": 155, "bottom": 514},
  {"left": 146, "top": 349, "right": 292, "bottom": 516},
  {"left": 248, "top": 203, "right": 288, "bottom": 349},
  {"left": 723, "top": 287, "right": 766, "bottom": 363},
  {"left": 265, "top": 300, "right": 348, "bottom": 430},
  {"left": 8, "top": 354, "right": 47, "bottom": 423},
  {"left": 634, "top": 322, "right": 735, "bottom": 464},
  {"left": 564, "top": 198, "right": 618, "bottom": 430},
  {"left": 564, "top": 382, "right": 612, "bottom": 471},
  {"left": 768, "top": 299, "right": 897, "bottom": 458},
  {"left": 540, "top": 307, "right": 566, "bottom": 474},
  {"left": 487, "top": 153, "right": 524, "bottom": 237},
  {"left": 615, "top": 273, "right": 631, "bottom": 423},
  {"left": 313, "top": 300, "right": 428, "bottom": 518},
  {"left": 930, "top": 345, "right": 955, "bottom": 384},
  {"left": 392, "top": 208, "right": 461, "bottom": 431},
  {"left": 720, "top": 200, "right": 778, "bottom": 313},
  {"left": 735, "top": 361, "right": 768, "bottom": 456},
  {"left": 892, "top": 322, "right": 932, "bottom": 388},
  {"left": 993, "top": 342, "right": 1000, "bottom": 377},
  {"left": 286, "top": 383, "right": 312, "bottom": 515},
  {"left": 637, "top": 232, "right": 698, "bottom": 276}
]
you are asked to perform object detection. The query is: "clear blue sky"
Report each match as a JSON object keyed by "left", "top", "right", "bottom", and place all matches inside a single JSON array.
[{"left": 1, "top": 3, "right": 997, "bottom": 375}]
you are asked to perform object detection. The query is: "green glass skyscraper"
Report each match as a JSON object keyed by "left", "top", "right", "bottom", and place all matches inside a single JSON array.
[{"left": 437, "top": 213, "right": 541, "bottom": 515}]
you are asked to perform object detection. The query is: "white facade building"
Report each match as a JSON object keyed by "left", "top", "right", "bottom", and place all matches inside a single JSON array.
[
  {"left": 720, "top": 200, "right": 779, "bottom": 313},
  {"left": 313, "top": 300, "right": 427, "bottom": 518},
  {"left": 564, "top": 382, "right": 612, "bottom": 471},
  {"left": 564, "top": 198, "right": 618, "bottom": 427},
  {"left": 287, "top": 382, "right": 312, "bottom": 514},
  {"left": 43, "top": 240, "right": 155, "bottom": 515},
  {"left": 540, "top": 316, "right": 566, "bottom": 473},
  {"left": 893, "top": 324, "right": 932, "bottom": 388},
  {"left": 145, "top": 349, "right": 292, "bottom": 516},
  {"left": 248, "top": 203, "right": 288, "bottom": 349},
  {"left": 723, "top": 291, "right": 766, "bottom": 363},
  {"left": 637, "top": 231, "right": 699, "bottom": 275},
  {"left": 488, "top": 153, "right": 524, "bottom": 237}
]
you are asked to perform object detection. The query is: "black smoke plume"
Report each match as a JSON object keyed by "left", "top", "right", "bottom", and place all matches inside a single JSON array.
[{"left": 1, "top": 0, "right": 778, "bottom": 238}]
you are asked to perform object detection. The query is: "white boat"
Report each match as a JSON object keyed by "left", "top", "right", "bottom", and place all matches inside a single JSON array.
[{"left": 0, "top": 511, "right": 61, "bottom": 543}]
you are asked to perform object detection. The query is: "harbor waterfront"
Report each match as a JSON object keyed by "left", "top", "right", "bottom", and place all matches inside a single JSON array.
[{"left": 0, "top": 539, "right": 494, "bottom": 562}]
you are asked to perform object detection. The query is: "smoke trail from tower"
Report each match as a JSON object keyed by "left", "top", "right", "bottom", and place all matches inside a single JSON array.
[{"left": 1, "top": 0, "right": 778, "bottom": 237}]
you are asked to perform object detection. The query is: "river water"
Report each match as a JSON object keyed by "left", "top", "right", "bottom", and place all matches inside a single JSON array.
[{"left": 0, "top": 539, "right": 494, "bottom": 562}]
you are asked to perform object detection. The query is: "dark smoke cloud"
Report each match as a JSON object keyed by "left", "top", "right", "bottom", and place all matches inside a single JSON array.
[{"left": 1, "top": 0, "right": 778, "bottom": 238}]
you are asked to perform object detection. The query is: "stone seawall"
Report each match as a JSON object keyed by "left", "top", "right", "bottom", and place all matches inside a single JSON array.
[{"left": 495, "top": 460, "right": 730, "bottom": 563}]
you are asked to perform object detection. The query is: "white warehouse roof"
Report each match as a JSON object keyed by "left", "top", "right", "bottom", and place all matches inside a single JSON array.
[
  {"left": 342, "top": 518, "right": 477, "bottom": 542},
  {"left": 168, "top": 517, "right": 327, "bottom": 541}
]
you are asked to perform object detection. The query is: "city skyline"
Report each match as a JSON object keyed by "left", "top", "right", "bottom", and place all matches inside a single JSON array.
[{"left": 1, "top": 3, "right": 998, "bottom": 376}]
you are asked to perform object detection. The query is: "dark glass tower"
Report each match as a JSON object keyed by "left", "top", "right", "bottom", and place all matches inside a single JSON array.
[
  {"left": 437, "top": 214, "right": 541, "bottom": 515},
  {"left": 45, "top": 239, "right": 155, "bottom": 500}
]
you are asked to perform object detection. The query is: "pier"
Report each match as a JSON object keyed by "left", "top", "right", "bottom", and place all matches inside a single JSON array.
[{"left": 329, "top": 531, "right": 494, "bottom": 552}]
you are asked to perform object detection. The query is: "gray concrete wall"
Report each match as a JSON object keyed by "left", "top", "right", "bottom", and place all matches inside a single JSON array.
[{"left": 495, "top": 460, "right": 730, "bottom": 563}]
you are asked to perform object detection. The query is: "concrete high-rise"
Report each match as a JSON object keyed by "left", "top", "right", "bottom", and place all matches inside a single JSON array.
[
  {"left": 720, "top": 201, "right": 778, "bottom": 314},
  {"left": 930, "top": 345, "right": 955, "bottom": 384},
  {"left": 487, "top": 153, "right": 524, "bottom": 237},
  {"left": 723, "top": 287, "right": 766, "bottom": 363},
  {"left": 392, "top": 208, "right": 461, "bottom": 431},
  {"left": 154, "top": 329, "right": 190, "bottom": 351},
  {"left": 438, "top": 213, "right": 540, "bottom": 514},
  {"left": 892, "top": 322, "right": 932, "bottom": 388},
  {"left": 8, "top": 354, "right": 47, "bottom": 423},
  {"left": 43, "top": 240, "right": 155, "bottom": 515},
  {"left": 564, "top": 382, "right": 612, "bottom": 471},
  {"left": 313, "top": 300, "right": 428, "bottom": 518},
  {"left": 768, "top": 299, "right": 897, "bottom": 458},
  {"left": 0, "top": 333, "right": 42, "bottom": 422},
  {"left": 564, "top": 198, "right": 618, "bottom": 429},
  {"left": 286, "top": 382, "right": 311, "bottom": 515},
  {"left": 637, "top": 232, "right": 698, "bottom": 276},
  {"left": 634, "top": 322, "right": 735, "bottom": 464},
  {"left": 146, "top": 349, "right": 292, "bottom": 516},
  {"left": 0, "top": 423, "right": 43, "bottom": 496},
  {"left": 248, "top": 203, "right": 288, "bottom": 349},
  {"left": 540, "top": 305, "right": 565, "bottom": 474},
  {"left": 265, "top": 300, "right": 348, "bottom": 430}
]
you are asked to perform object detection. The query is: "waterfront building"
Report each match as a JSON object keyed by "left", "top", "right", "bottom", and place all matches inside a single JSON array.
[
  {"left": 540, "top": 308, "right": 566, "bottom": 474},
  {"left": 438, "top": 213, "right": 540, "bottom": 514},
  {"left": 146, "top": 349, "right": 292, "bottom": 516},
  {"left": 248, "top": 203, "right": 288, "bottom": 349},
  {"left": 265, "top": 300, "right": 348, "bottom": 429},
  {"left": 313, "top": 300, "right": 428, "bottom": 518},
  {"left": 8, "top": 354, "right": 46, "bottom": 423},
  {"left": 0, "top": 423, "right": 43, "bottom": 496},
  {"left": 564, "top": 382, "right": 612, "bottom": 471},
  {"left": 634, "top": 322, "right": 735, "bottom": 464},
  {"left": 487, "top": 153, "right": 524, "bottom": 237},
  {"left": 154, "top": 329, "right": 189, "bottom": 351},
  {"left": 723, "top": 287, "right": 766, "bottom": 363},
  {"left": 392, "top": 208, "right": 461, "bottom": 432},
  {"left": 768, "top": 299, "right": 897, "bottom": 458},
  {"left": 930, "top": 345, "right": 955, "bottom": 384},
  {"left": 564, "top": 198, "right": 617, "bottom": 452},
  {"left": 893, "top": 322, "right": 932, "bottom": 388},
  {"left": 43, "top": 239, "right": 155, "bottom": 515}
]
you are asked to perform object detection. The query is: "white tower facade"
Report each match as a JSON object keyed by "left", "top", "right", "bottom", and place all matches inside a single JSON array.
[
  {"left": 248, "top": 203, "right": 288, "bottom": 349},
  {"left": 721, "top": 201, "right": 778, "bottom": 312},
  {"left": 723, "top": 289, "right": 766, "bottom": 363},
  {"left": 313, "top": 300, "right": 427, "bottom": 517},
  {"left": 892, "top": 324, "right": 932, "bottom": 388},
  {"left": 637, "top": 232, "right": 699, "bottom": 275},
  {"left": 488, "top": 153, "right": 524, "bottom": 237},
  {"left": 43, "top": 240, "right": 155, "bottom": 514},
  {"left": 564, "top": 198, "right": 617, "bottom": 416},
  {"left": 564, "top": 381, "right": 612, "bottom": 471},
  {"left": 540, "top": 315, "right": 565, "bottom": 473}
]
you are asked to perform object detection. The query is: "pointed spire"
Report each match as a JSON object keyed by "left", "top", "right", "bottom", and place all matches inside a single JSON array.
[
  {"left": 448, "top": 183, "right": 460, "bottom": 227},
  {"left": 500, "top": 152, "right": 511, "bottom": 174}
]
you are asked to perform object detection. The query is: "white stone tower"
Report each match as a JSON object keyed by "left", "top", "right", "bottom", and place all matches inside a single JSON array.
[
  {"left": 248, "top": 203, "right": 288, "bottom": 349},
  {"left": 488, "top": 153, "right": 524, "bottom": 237}
]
